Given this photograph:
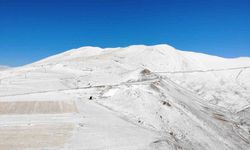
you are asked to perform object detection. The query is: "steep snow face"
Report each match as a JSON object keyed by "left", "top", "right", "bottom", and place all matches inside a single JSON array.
[{"left": 0, "top": 44, "right": 250, "bottom": 150}]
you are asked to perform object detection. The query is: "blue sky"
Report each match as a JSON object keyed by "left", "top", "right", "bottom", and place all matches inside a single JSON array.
[{"left": 0, "top": 0, "right": 250, "bottom": 66}]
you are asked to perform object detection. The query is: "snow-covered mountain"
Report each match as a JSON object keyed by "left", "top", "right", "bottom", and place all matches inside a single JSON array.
[
  {"left": 0, "top": 44, "right": 249, "bottom": 150},
  {"left": 0, "top": 65, "right": 9, "bottom": 71}
]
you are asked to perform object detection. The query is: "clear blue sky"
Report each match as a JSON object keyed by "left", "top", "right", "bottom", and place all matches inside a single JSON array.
[{"left": 0, "top": 0, "right": 250, "bottom": 66}]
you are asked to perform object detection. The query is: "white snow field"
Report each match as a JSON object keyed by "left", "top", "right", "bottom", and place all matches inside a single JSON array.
[
  {"left": 0, "top": 44, "right": 250, "bottom": 150},
  {"left": 0, "top": 65, "right": 9, "bottom": 71}
]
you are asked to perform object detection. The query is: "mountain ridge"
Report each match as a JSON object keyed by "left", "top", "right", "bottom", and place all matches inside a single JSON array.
[{"left": 0, "top": 44, "right": 249, "bottom": 149}]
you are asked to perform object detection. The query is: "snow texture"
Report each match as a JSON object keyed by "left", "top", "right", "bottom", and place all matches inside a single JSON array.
[{"left": 0, "top": 44, "right": 250, "bottom": 150}]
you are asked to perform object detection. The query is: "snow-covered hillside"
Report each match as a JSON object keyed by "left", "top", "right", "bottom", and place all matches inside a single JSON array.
[
  {"left": 0, "top": 65, "right": 9, "bottom": 71},
  {"left": 0, "top": 44, "right": 249, "bottom": 150}
]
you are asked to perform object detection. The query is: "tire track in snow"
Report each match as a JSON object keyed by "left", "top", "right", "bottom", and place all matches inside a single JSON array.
[
  {"left": 154, "top": 66, "right": 250, "bottom": 74},
  {"left": 0, "top": 78, "right": 159, "bottom": 98}
]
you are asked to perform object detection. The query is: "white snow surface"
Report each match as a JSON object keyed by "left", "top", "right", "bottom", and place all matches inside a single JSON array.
[
  {"left": 0, "top": 65, "right": 9, "bottom": 71},
  {"left": 0, "top": 44, "right": 250, "bottom": 150}
]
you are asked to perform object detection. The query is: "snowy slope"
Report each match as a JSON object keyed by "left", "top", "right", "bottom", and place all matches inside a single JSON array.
[
  {"left": 0, "top": 44, "right": 250, "bottom": 150},
  {"left": 0, "top": 65, "right": 9, "bottom": 71}
]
